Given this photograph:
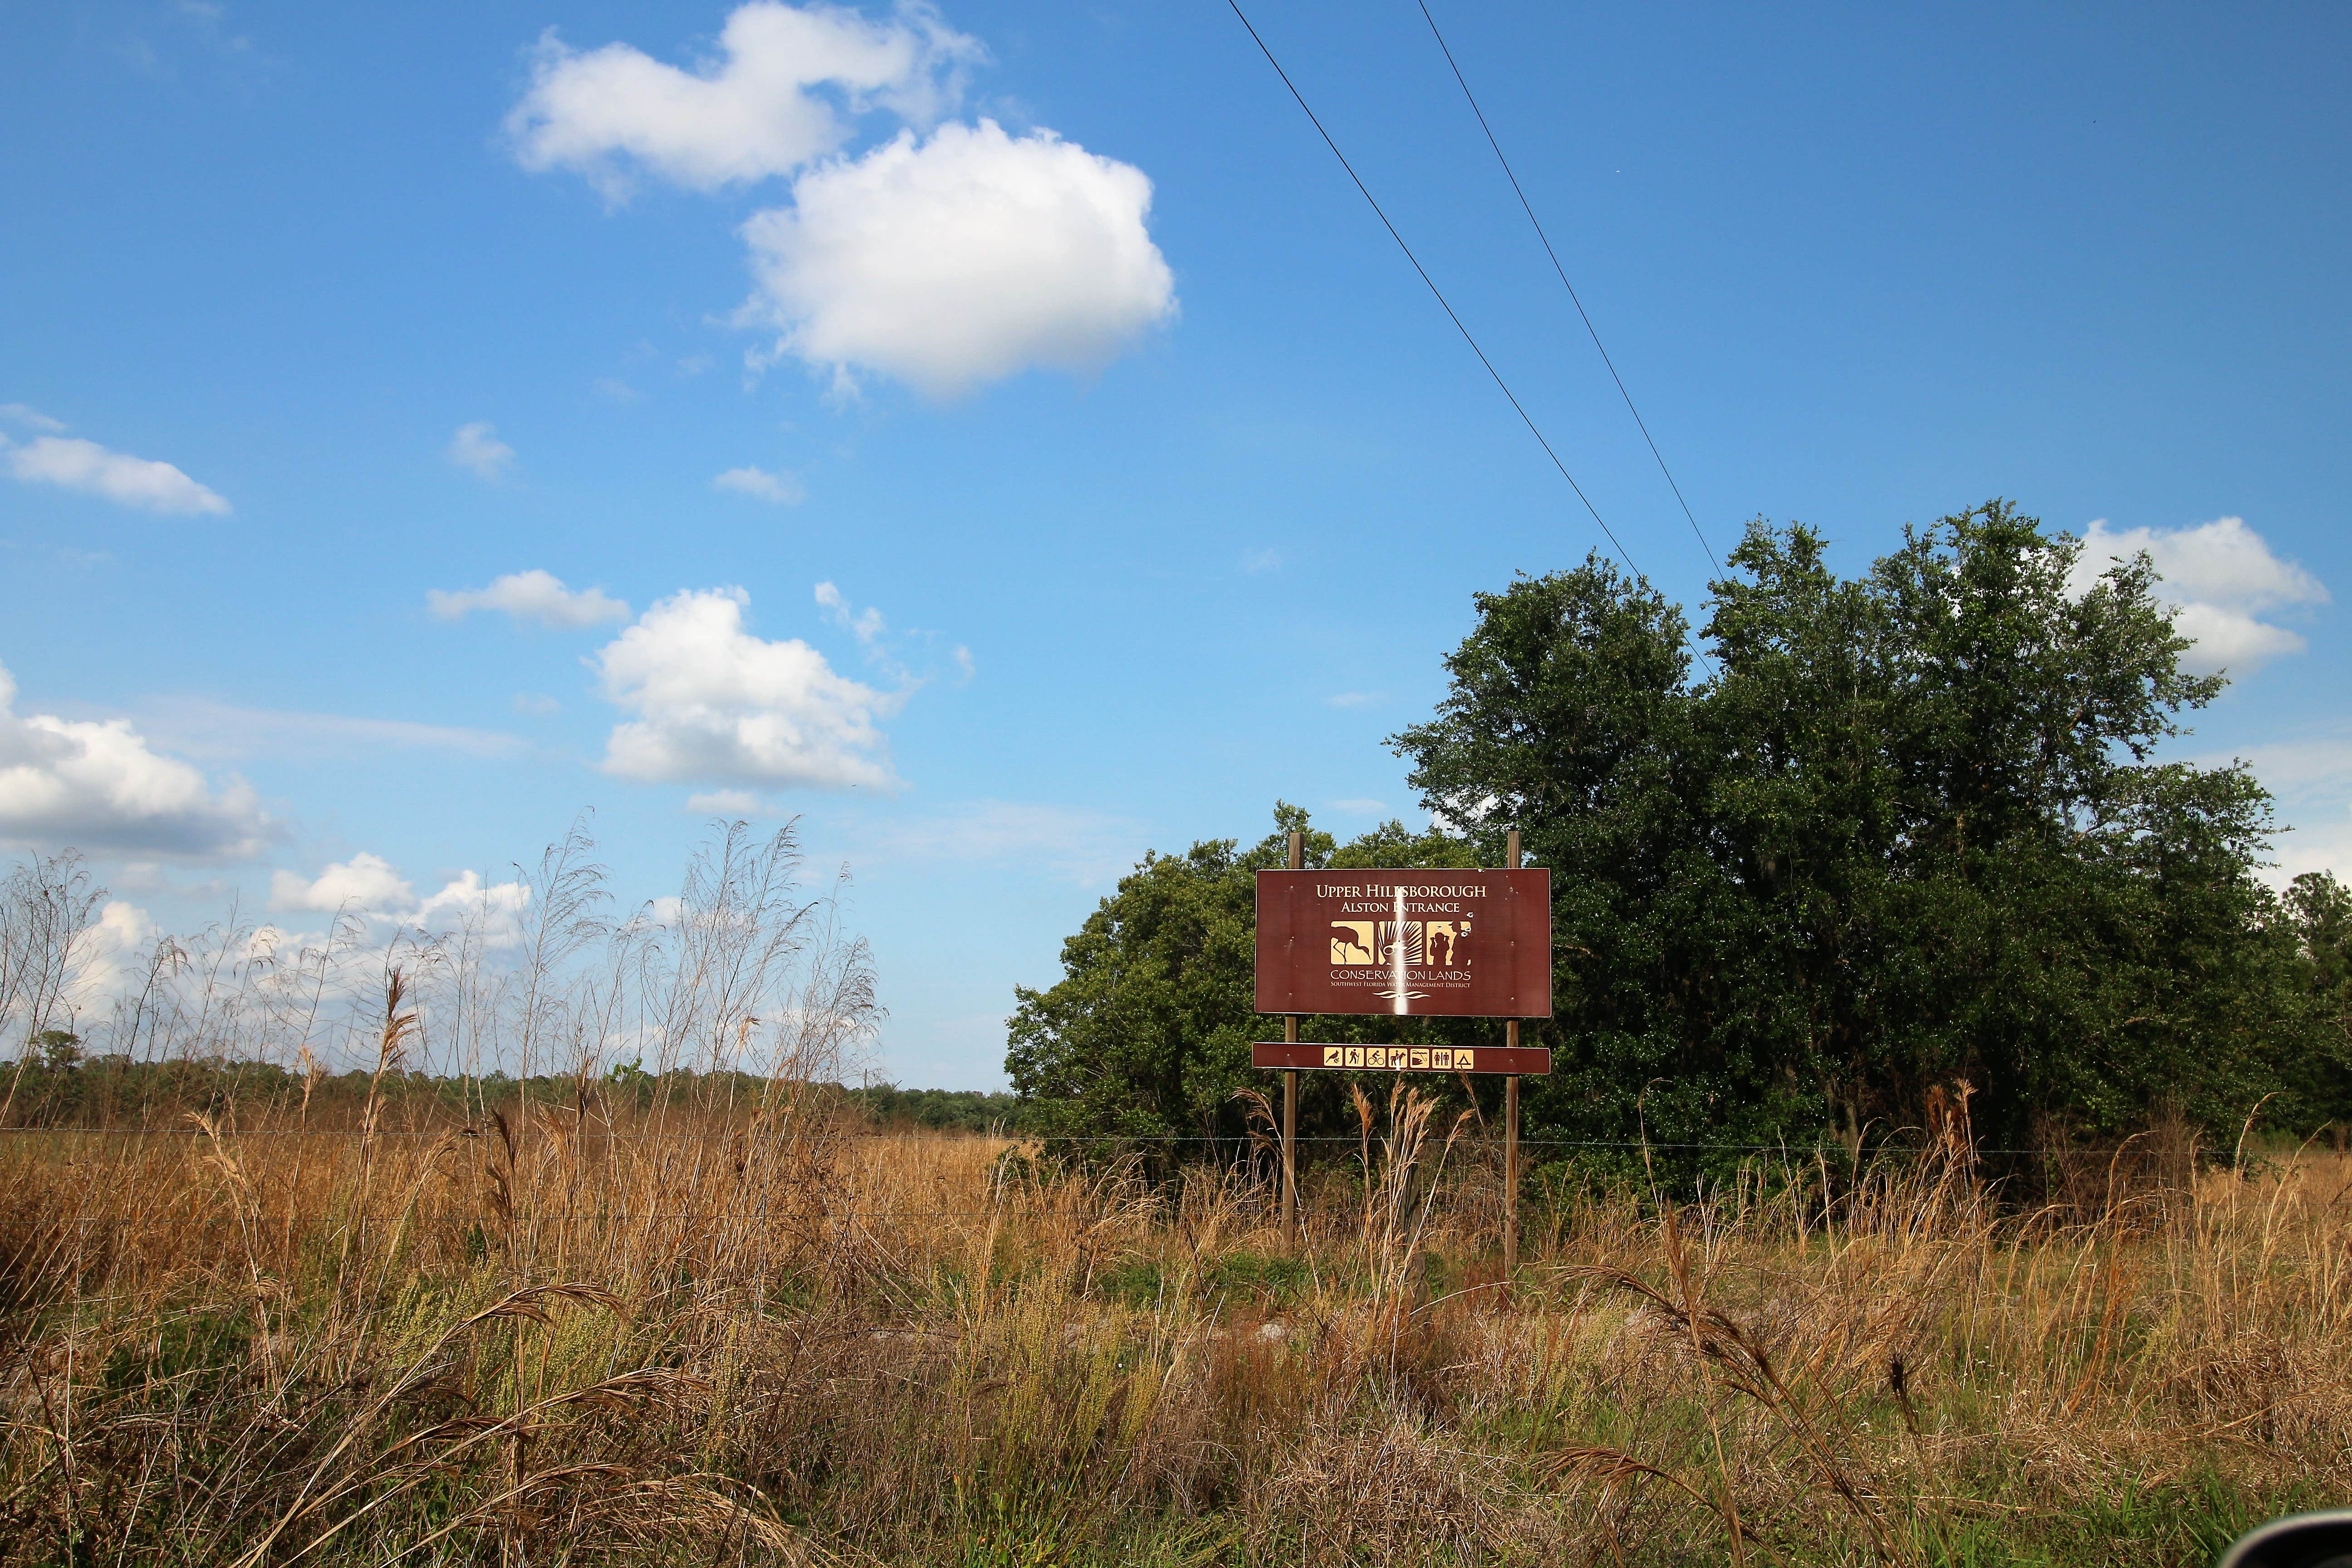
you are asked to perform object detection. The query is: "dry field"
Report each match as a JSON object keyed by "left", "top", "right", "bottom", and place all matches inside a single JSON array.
[{"left": 1, "top": 1080, "right": 2347, "bottom": 1568}]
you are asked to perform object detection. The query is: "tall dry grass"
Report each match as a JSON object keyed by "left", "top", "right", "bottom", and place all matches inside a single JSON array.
[
  {"left": 3, "top": 1084, "right": 2349, "bottom": 1566},
  {"left": 3, "top": 827, "right": 2347, "bottom": 1564}
]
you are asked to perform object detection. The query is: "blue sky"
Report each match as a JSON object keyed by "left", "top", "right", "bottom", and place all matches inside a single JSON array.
[{"left": 4, "top": 0, "right": 2347, "bottom": 1087}]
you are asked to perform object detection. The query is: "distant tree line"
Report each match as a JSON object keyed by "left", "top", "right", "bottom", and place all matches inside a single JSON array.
[
  {"left": 0, "top": 1039, "right": 1037, "bottom": 1136},
  {"left": 1007, "top": 504, "right": 2352, "bottom": 1175}
]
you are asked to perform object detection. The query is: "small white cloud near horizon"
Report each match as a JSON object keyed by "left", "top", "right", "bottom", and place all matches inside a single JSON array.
[
  {"left": 446, "top": 421, "right": 516, "bottom": 481},
  {"left": 686, "top": 788, "right": 784, "bottom": 817},
  {"left": 1241, "top": 547, "right": 1282, "bottom": 574},
  {"left": 0, "top": 660, "right": 272, "bottom": 860},
  {"left": 1330, "top": 798, "right": 1387, "bottom": 816},
  {"left": 1, "top": 423, "right": 230, "bottom": 515},
  {"left": 427, "top": 569, "right": 631, "bottom": 629},
  {"left": 270, "top": 851, "right": 413, "bottom": 913},
  {"left": 741, "top": 119, "right": 1176, "bottom": 399},
  {"left": 2073, "top": 515, "right": 2327, "bottom": 676},
  {"left": 270, "top": 851, "right": 532, "bottom": 944},
  {"left": 593, "top": 587, "right": 899, "bottom": 790},
  {"left": 2199, "top": 727, "right": 2352, "bottom": 889},
  {"left": 1328, "top": 691, "right": 1382, "bottom": 709},
  {"left": 506, "top": 0, "right": 983, "bottom": 199},
  {"left": 714, "top": 465, "right": 805, "bottom": 504}
]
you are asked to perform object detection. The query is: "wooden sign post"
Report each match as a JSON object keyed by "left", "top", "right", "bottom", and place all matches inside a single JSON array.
[
  {"left": 1254, "top": 830, "right": 1551, "bottom": 1274},
  {"left": 1504, "top": 828, "right": 1522, "bottom": 1276},
  {"left": 1282, "top": 831, "right": 1302, "bottom": 1253}
]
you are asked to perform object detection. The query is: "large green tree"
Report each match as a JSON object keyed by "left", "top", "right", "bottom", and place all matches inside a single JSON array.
[
  {"left": 1010, "top": 502, "right": 2346, "bottom": 1167},
  {"left": 1394, "top": 501, "right": 2333, "bottom": 1157}
]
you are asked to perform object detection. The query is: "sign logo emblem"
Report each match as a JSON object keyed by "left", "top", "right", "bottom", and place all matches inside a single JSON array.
[{"left": 1328, "top": 919, "right": 1470, "bottom": 967}]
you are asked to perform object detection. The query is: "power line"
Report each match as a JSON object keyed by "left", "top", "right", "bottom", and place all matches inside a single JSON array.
[
  {"left": 1223, "top": 0, "right": 1641, "bottom": 581},
  {"left": 1413, "top": 0, "right": 1723, "bottom": 575}
]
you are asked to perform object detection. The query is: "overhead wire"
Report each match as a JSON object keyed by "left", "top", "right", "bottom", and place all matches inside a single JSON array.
[
  {"left": 1413, "top": 0, "right": 1722, "bottom": 574},
  {"left": 1224, "top": 0, "right": 1718, "bottom": 678},
  {"left": 1223, "top": 0, "right": 1640, "bottom": 582}
]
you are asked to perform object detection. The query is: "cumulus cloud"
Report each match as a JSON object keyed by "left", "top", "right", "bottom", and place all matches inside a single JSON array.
[
  {"left": 507, "top": 6, "right": 1175, "bottom": 399},
  {"left": 507, "top": 0, "right": 981, "bottom": 198},
  {"left": 2072, "top": 516, "right": 2327, "bottom": 676},
  {"left": 714, "top": 465, "right": 805, "bottom": 504},
  {"left": 427, "top": 569, "right": 631, "bottom": 629},
  {"left": 593, "top": 587, "right": 898, "bottom": 790},
  {"left": 1, "top": 431, "right": 230, "bottom": 515},
  {"left": 270, "top": 852, "right": 413, "bottom": 913},
  {"left": 269, "top": 852, "right": 531, "bottom": 944},
  {"left": 446, "top": 421, "right": 515, "bottom": 480},
  {"left": 742, "top": 120, "right": 1175, "bottom": 398},
  {"left": 70, "top": 901, "right": 161, "bottom": 1009},
  {"left": 416, "top": 870, "right": 531, "bottom": 941},
  {"left": 0, "top": 661, "right": 271, "bottom": 859}
]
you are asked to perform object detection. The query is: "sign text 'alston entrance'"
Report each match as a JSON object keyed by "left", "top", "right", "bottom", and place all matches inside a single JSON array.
[{"left": 1254, "top": 868, "right": 1552, "bottom": 1019}]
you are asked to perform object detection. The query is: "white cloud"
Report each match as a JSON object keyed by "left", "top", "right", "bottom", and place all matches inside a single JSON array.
[
  {"left": 593, "top": 587, "right": 899, "bottom": 790},
  {"left": 2198, "top": 728, "right": 2352, "bottom": 888},
  {"left": 1241, "top": 548, "right": 1282, "bottom": 574},
  {"left": 741, "top": 119, "right": 1175, "bottom": 398},
  {"left": 268, "top": 852, "right": 529, "bottom": 944},
  {"left": 508, "top": 7, "right": 1171, "bottom": 400},
  {"left": 714, "top": 465, "right": 805, "bottom": 504},
  {"left": 2275, "top": 809, "right": 2352, "bottom": 885},
  {"left": 0, "top": 403, "right": 68, "bottom": 433},
  {"left": 2, "top": 432, "right": 229, "bottom": 515},
  {"left": 427, "top": 569, "right": 631, "bottom": 629},
  {"left": 512, "top": 691, "right": 561, "bottom": 715},
  {"left": 2214, "top": 732, "right": 2352, "bottom": 803},
  {"left": 137, "top": 698, "right": 522, "bottom": 762},
  {"left": 814, "top": 580, "right": 884, "bottom": 647},
  {"left": 416, "top": 870, "right": 532, "bottom": 945},
  {"left": 70, "top": 901, "right": 160, "bottom": 1009},
  {"left": 506, "top": 0, "right": 981, "bottom": 199},
  {"left": 0, "top": 662, "right": 271, "bottom": 859},
  {"left": 1330, "top": 798, "right": 1387, "bottom": 816},
  {"left": 2073, "top": 516, "right": 2327, "bottom": 676},
  {"left": 446, "top": 421, "right": 515, "bottom": 481},
  {"left": 867, "top": 800, "right": 1144, "bottom": 885},
  {"left": 270, "top": 851, "right": 413, "bottom": 913},
  {"left": 1328, "top": 691, "right": 1382, "bottom": 709},
  {"left": 686, "top": 788, "right": 779, "bottom": 816}
]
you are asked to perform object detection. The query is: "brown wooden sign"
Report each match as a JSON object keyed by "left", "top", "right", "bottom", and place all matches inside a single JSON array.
[
  {"left": 1254, "top": 868, "right": 1552, "bottom": 1018},
  {"left": 1252, "top": 1041, "right": 1552, "bottom": 1075}
]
